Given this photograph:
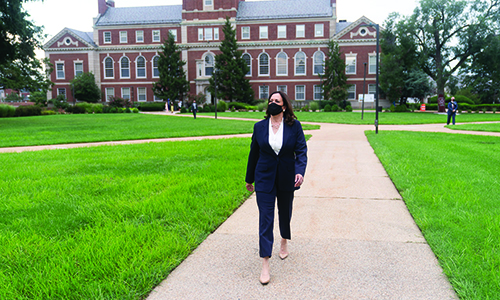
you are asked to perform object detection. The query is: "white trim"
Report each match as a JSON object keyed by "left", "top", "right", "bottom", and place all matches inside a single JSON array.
[
  {"left": 276, "top": 51, "right": 288, "bottom": 76},
  {"left": 347, "top": 84, "right": 356, "bottom": 100},
  {"left": 152, "top": 55, "right": 160, "bottom": 78},
  {"left": 152, "top": 30, "right": 161, "bottom": 42},
  {"left": 169, "top": 29, "right": 178, "bottom": 41},
  {"left": 198, "top": 28, "right": 204, "bottom": 41},
  {"left": 295, "top": 85, "right": 306, "bottom": 101},
  {"left": 313, "top": 85, "right": 323, "bottom": 100},
  {"left": 120, "top": 31, "right": 128, "bottom": 43},
  {"left": 312, "top": 50, "right": 325, "bottom": 75},
  {"left": 103, "top": 56, "right": 114, "bottom": 79},
  {"left": 277, "top": 85, "right": 287, "bottom": 95},
  {"left": 277, "top": 25, "right": 287, "bottom": 39},
  {"left": 120, "top": 56, "right": 131, "bottom": 79},
  {"left": 105, "top": 87, "right": 115, "bottom": 101},
  {"left": 368, "top": 54, "right": 377, "bottom": 74},
  {"left": 241, "top": 26, "right": 250, "bottom": 39},
  {"left": 258, "top": 52, "right": 269, "bottom": 76},
  {"left": 121, "top": 87, "right": 131, "bottom": 100},
  {"left": 103, "top": 31, "right": 111, "bottom": 44},
  {"left": 136, "top": 30, "right": 144, "bottom": 43},
  {"left": 74, "top": 61, "right": 83, "bottom": 76},
  {"left": 259, "top": 26, "right": 268, "bottom": 39},
  {"left": 296, "top": 25, "right": 305, "bottom": 38},
  {"left": 294, "top": 51, "right": 306, "bottom": 76},
  {"left": 345, "top": 54, "right": 357, "bottom": 75},
  {"left": 214, "top": 28, "right": 219, "bottom": 40},
  {"left": 56, "top": 61, "right": 65, "bottom": 79},
  {"left": 135, "top": 55, "right": 147, "bottom": 79},
  {"left": 314, "top": 24, "right": 324, "bottom": 37},
  {"left": 137, "top": 87, "right": 147, "bottom": 102},
  {"left": 242, "top": 53, "right": 252, "bottom": 77}
]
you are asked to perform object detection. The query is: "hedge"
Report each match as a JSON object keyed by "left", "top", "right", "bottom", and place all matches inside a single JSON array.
[
  {"left": 424, "top": 103, "right": 500, "bottom": 111},
  {"left": 15, "top": 105, "right": 42, "bottom": 117},
  {"left": 137, "top": 102, "right": 165, "bottom": 111},
  {"left": 0, "top": 104, "right": 16, "bottom": 118}
]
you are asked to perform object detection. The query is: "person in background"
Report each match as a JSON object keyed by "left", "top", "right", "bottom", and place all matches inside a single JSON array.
[
  {"left": 191, "top": 100, "right": 198, "bottom": 119},
  {"left": 447, "top": 96, "right": 458, "bottom": 125},
  {"left": 245, "top": 91, "right": 307, "bottom": 285}
]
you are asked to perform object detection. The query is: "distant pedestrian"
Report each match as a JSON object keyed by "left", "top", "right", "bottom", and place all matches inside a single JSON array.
[
  {"left": 166, "top": 99, "right": 171, "bottom": 112},
  {"left": 191, "top": 100, "right": 198, "bottom": 119},
  {"left": 447, "top": 97, "right": 458, "bottom": 125},
  {"left": 178, "top": 100, "right": 182, "bottom": 111}
]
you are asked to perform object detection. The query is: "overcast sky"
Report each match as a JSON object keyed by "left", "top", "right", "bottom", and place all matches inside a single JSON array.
[{"left": 24, "top": 0, "right": 419, "bottom": 45}]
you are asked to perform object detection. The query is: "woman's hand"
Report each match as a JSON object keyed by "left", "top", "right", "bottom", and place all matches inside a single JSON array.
[
  {"left": 246, "top": 182, "right": 254, "bottom": 192},
  {"left": 294, "top": 174, "right": 304, "bottom": 187}
]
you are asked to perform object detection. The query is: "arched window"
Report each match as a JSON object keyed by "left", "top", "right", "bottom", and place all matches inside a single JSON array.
[
  {"left": 152, "top": 55, "right": 159, "bottom": 78},
  {"left": 104, "top": 57, "right": 114, "bottom": 78},
  {"left": 136, "top": 56, "right": 146, "bottom": 78},
  {"left": 259, "top": 53, "right": 269, "bottom": 76},
  {"left": 313, "top": 51, "right": 325, "bottom": 75},
  {"left": 120, "top": 56, "right": 130, "bottom": 78},
  {"left": 276, "top": 52, "right": 288, "bottom": 76},
  {"left": 204, "top": 54, "right": 214, "bottom": 76},
  {"left": 295, "top": 51, "right": 306, "bottom": 75},
  {"left": 242, "top": 53, "right": 251, "bottom": 76}
]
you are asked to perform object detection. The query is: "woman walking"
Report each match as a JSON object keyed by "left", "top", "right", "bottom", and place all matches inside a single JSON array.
[{"left": 245, "top": 91, "right": 308, "bottom": 285}]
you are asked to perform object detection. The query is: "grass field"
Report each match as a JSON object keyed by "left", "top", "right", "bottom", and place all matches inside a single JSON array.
[
  {"left": 447, "top": 122, "right": 500, "bottom": 132},
  {"left": 0, "top": 114, "right": 319, "bottom": 148},
  {"left": 196, "top": 111, "right": 500, "bottom": 124},
  {"left": 366, "top": 131, "right": 500, "bottom": 299},
  {"left": 0, "top": 138, "right": 253, "bottom": 299}
]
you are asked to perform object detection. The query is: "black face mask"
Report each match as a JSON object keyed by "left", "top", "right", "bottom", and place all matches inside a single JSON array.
[{"left": 268, "top": 102, "right": 284, "bottom": 116}]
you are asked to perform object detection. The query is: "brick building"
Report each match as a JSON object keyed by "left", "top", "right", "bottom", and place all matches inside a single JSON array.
[{"left": 44, "top": 0, "right": 383, "bottom": 108}]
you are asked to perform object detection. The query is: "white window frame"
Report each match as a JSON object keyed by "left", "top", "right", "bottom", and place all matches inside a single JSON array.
[
  {"left": 56, "top": 62, "right": 65, "bottom": 79},
  {"left": 242, "top": 53, "right": 252, "bottom": 76},
  {"left": 276, "top": 52, "right": 288, "bottom": 76},
  {"left": 103, "top": 31, "right": 111, "bottom": 44},
  {"left": 214, "top": 28, "right": 219, "bottom": 40},
  {"left": 345, "top": 55, "right": 357, "bottom": 74},
  {"left": 294, "top": 51, "right": 306, "bottom": 76},
  {"left": 204, "top": 53, "right": 214, "bottom": 77},
  {"left": 198, "top": 28, "right": 204, "bottom": 41},
  {"left": 136, "top": 56, "right": 146, "bottom": 79},
  {"left": 137, "top": 87, "right": 147, "bottom": 102},
  {"left": 314, "top": 85, "right": 323, "bottom": 100},
  {"left": 314, "top": 24, "right": 324, "bottom": 37},
  {"left": 296, "top": 25, "right": 305, "bottom": 38},
  {"left": 74, "top": 61, "right": 83, "bottom": 76},
  {"left": 103, "top": 57, "right": 114, "bottom": 79},
  {"left": 295, "top": 85, "right": 305, "bottom": 101},
  {"left": 259, "top": 26, "right": 268, "bottom": 39},
  {"left": 204, "top": 0, "right": 213, "bottom": 10},
  {"left": 258, "top": 52, "right": 269, "bottom": 76},
  {"left": 277, "top": 25, "right": 287, "bottom": 39},
  {"left": 120, "top": 31, "right": 128, "bottom": 43},
  {"left": 105, "top": 88, "right": 115, "bottom": 101},
  {"left": 120, "top": 56, "right": 130, "bottom": 79},
  {"left": 205, "top": 28, "right": 213, "bottom": 41},
  {"left": 152, "top": 30, "right": 161, "bottom": 42},
  {"left": 259, "top": 85, "right": 269, "bottom": 99},
  {"left": 277, "top": 85, "right": 287, "bottom": 94},
  {"left": 368, "top": 84, "right": 376, "bottom": 94},
  {"left": 136, "top": 30, "right": 144, "bottom": 43},
  {"left": 152, "top": 55, "right": 160, "bottom": 78},
  {"left": 57, "top": 88, "right": 66, "bottom": 97},
  {"left": 347, "top": 85, "right": 356, "bottom": 100},
  {"left": 369, "top": 55, "right": 377, "bottom": 74},
  {"left": 121, "top": 87, "right": 130, "bottom": 100},
  {"left": 313, "top": 51, "right": 325, "bottom": 75},
  {"left": 242, "top": 27, "right": 250, "bottom": 39},
  {"left": 169, "top": 29, "right": 177, "bottom": 42}
]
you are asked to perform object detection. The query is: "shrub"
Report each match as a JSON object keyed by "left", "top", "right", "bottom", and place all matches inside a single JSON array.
[
  {"left": 468, "top": 109, "right": 472, "bottom": 113},
  {"left": 49, "top": 94, "right": 70, "bottom": 110},
  {"left": 331, "top": 104, "right": 339, "bottom": 112},
  {"left": 15, "top": 105, "right": 42, "bottom": 117},
  {"left": 41, "top": 110, "right": 56, "bottom": 115},
  {"left": 76, "top": 102, "right": 93, "bottom": 113},
  {"left": 5, "top": 92, "right": 22, "bottom": 101},
  {"left": 132, "top": 108, "right": 139, "bottom": 113},
  {"left": 125, "top": 107, "right": 132, "bottom": 113},
  {"left": 217, "top": 100, "right": 228, "bottom": 112},
  {"left": 390, "top": 105, "right": 396, "bottom": 112},
  {"left": 345, "top": 105, "right": 353, "bottom": 112},
  {"left": 257, "top": 102, "right": 266, "bottom": 112},
  {"left": 138, "top": 102, "right": 165, "bottom": 111},
  {"left": 453, "top": 95, "right": 474, "bottom": 105},
  {"left": 309, "top": 102, "right": 319, "bottom": 112},
  {"left": 301, "top": 105, "right": 309, "bottom": 112},
  {"left": 110, "top": 107, "right": 117, "bottom": 113},
  {"left": 493, "top": 108, "right": 497, "bottom": 114},
  {"left": 395, "top": 104, "right": 408, "bottom": 112},
  {"left": 230, "top": 106, "right": 236, "bottom": 112},
  {"left": 180, "top": 107, "right": 187, "bottom": 113},
  {"left": 203, "top": 105, "right": 211, "bottom": 112},
  {"left": 108, "top": 97, "right": 132, "bottom": 108},
  {"left": 228, "top": 102, "right": 247, "bottom": 110},
  {"left": 93, "top": 104, "right": 103, "bottom": 113},
  {"left": 0, "top": 104, "right": 9, "bottom": 117},
  {"left": 324, "top": 104, "right": 332, "bottom": 112},
  {"left": 66, "top": 105, "right": 86, "bottom": 114},
  {"left": 483, "top": 108, "right": 487, "bottom": 113}
]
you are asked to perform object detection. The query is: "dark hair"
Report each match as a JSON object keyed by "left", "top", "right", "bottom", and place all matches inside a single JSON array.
[{"left": 265, "top": 91, "right": 297, "bottom": 126}]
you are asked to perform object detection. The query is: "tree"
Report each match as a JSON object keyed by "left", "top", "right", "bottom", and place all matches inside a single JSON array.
[
  {"left": 321, "top": 40, "right": 349, "bottom": 103},
  {"left": 70, "top": 72, "right": 101, "bottom": 103},
  {"left": 0, "top": 57, "right": 52, "bottom": 94},
  {"left": 392, "top": 0, "right": 500, "bottom": 99},
  {"left": 209, "top": 17, "right": 253, "bottom": 103},
  {"left": 152, "top": 33, "right": 189, "bottom": 102}
]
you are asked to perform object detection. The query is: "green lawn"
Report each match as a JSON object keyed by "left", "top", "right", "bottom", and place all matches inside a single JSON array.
[
  {"left": 0, "top": 114, "right": 319, "bottom": 148},
  {"left": 0, "top": 138, "right": 252, "bottom": 299},
  {"left": 366, "top": 131, "right": 500, "bottom": 299},
  {"left": 196, "top": 111, "right": 500, "bottom": 124},
  {"left": 447, "top": 122, "right": 500, "bottom": 132}
]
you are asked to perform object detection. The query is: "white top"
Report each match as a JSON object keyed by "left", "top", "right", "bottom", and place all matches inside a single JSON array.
[{"left": 268, "top": 118, "right": 284, "bottom": 155}]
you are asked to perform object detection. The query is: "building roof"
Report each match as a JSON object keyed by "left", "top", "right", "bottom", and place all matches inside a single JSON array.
[
  {"left": 68, "top": 29, "right": 97, "bottom": 47},
  {"left": 336, "top": 21, "right": 352, "bottom": 34},
  {"left": 95, "top": 5, "right": 182, "bottom": 26},
  {"left": 236, "top": 0, "right": 333, "bottom": 21}
]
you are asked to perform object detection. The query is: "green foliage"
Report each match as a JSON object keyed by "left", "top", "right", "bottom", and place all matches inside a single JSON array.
[
  {"left": 49, "top": 94, "right": 70, "bottom": 110},
  {"left": 65, "top": 105, "right": 86, "bottom": 114},
  {"left": 331, "top": 104, "right": 340, "bottom": 112},
  {"left": 345, "top": 105, "right": 353, "bottom": 112},
  {"left": 108, "top": 96, "right": 132, "bottom": 108},
  {"left": 323, "top": 104, "right": 332, "bottom": 112},
  {"left": 75, "top": 102, "right": 103, "bottom": 114},
  {"left": 0, "top": 104, "right": 16, "bottom": 117},
  {"left": 301, "top": 105, "right": 309, "bottom": 112},
  {"left": 257, "top": 102, "right": 266, "bottom": 112},
  {"left": 321, "top": 40, "right": 348, "bottom": 102},
  {"left": 132, "top": 108, "right": 139, "bottom": 113},
  {"left": 5, "top": 92, "right": 22, "bottom": 101},
  {"left": 70, "top": 72, "right": 101, "bottom": 103},
  {"left": 153, "top": 33, "right": 190, "bottom": 102},
  {"left": 29, "top": 91, "right": 47, "bottom": 106},
  {"left": 203, "top": 105, "right": 211, "bottom": 112},
  {"left": 217, "top": 100, "right": 228, "bottom": 112},
  {"left": 41, "top": 110, "right": 56, "bottom": 115},
  {"left": 180, "top": 107, "right": 187, "bottom": 113},
  {"left": 209, "top": 17, "right": 254, "bottom": 103},
  {"left": 137, "top": 102, "right": 165, "bottom": 112},
  {"left": 309, "top": 101, "right": 319, "bottom": 112},
  {"left": 228, "top": 102, "right": 247, "bottom": 110},
  {"left": 15, "top": 105, "right": 41, "bottom": 117}
]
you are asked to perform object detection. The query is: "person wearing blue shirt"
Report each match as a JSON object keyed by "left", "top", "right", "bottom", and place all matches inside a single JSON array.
[
  {"left": 245, "top": 91, "right": 308, "bottom": 285},
  {"left": 447, "top": 97, "right": 458, "bottom": 125}
]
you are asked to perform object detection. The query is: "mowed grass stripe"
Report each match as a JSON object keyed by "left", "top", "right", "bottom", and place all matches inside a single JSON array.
[
  {"left": 0, "top": 138, "right": 252, "bottom": 299},
  {"left": 366, "top": 131, "right": 500, "bottom": 299}
]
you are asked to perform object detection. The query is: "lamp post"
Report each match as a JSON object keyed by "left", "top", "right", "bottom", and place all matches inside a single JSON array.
[
  {"left": 361, "top": 23, "right": 380, "bottom": 133},
  {"left": 362, "top": 62, "right": 367, "bottom": 120},
  {"left": 214, "top": 70, "right": 218, "bottom": 119}
]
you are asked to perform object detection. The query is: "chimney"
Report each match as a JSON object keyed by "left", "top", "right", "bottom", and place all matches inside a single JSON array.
[{"left": 98, "top": 0, "right": 115, "bottom": 15}]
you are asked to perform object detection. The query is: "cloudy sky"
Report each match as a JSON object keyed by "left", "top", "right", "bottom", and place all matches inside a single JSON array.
[{"left": 24, "top": 0, "right": 419, "bottom": 45}]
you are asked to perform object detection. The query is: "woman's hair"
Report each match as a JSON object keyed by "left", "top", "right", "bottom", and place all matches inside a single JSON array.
[{"left": 265, "top": 91, "right": 297, "bottom": 126}]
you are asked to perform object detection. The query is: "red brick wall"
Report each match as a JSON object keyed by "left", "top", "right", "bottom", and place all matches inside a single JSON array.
[
  {"left": 49, "top": 53, "right": 89, "bottom": 82},
  {"left": 99, "top": 51, "right": 160, "bottom": 83}
]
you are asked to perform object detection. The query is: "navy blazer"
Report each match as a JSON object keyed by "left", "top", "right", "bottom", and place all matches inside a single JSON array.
[{"left": 245, "top": 118, "right": 308, "bottom": 193}]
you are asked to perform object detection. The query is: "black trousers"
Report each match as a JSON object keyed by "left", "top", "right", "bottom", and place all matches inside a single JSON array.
[
  {"left": 256, "top": 185, "right": 294, "bottom": 258},
  {"left": 447, "top": 112, "right": 456, "bottom": 125}
]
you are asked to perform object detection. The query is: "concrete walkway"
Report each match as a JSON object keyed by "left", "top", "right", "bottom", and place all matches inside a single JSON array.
[{"left": 146, "top": 122, "right": 463, "bottom": 299}]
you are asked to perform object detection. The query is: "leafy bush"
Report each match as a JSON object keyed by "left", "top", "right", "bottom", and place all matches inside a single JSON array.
[
  {"left": 324, "top": 104, "right": 332, "bottom": 112},
  {"left": 49, "top": 94, "right": 70, "bottom": 110},
  {"left": 5, "top": 92, "right": 22, "bottom": 101},
  {"left": 228, "top": 102, "right": 248, "bottom": 110},
  {"left": 257, "top": 102, "right": 266, "bottom": 112},
  {"left": 124, "top": 107, "right": 131, "bottom": 113},
  {"left": 395, "top": 104, "right": 408, "bottom": 112},
  {"left": 345, "top": 105, "right": 353, "bottom": 112},
  {"left": 230, "top": 106, "right": 236, "bottom": 112},
  {"left": 30, "top": 91, "right": 48, "bottom": 106},
  {"left": 452, "top": 95, "right": 474, "bottom": 105},
  {"left": 108, "top": 97, "right": 132, "bottom": 108},
  {"left": 66, "top": 105, "right": 86, "bottom": 114},
  {"left": 493, "top": 108, "right": 497, "bottom": 114},
  {"left": 203, "top": 105, "right": 211, "bottom": 112},
  {"left": 309, "top": 102, "right": 319, "bottom": 112},
  {"left": 110, "top": 107, "right": 117, "bottom": 113},
  {"left": 0, "top": 104, "right": 10, "bottom": 117},
  {"left": 301, "top": 105, "right": 309, "bottom": 112},
  {"left": 15, "top": 105, "right": 42, "bottom": 117},
  {"left": 180, "top": 107, "right": 187, "bottom": 113},
  {"left": 93, "top": 104, "right": 103, "bottom": 113},
  {"left": 331, "top": 104, "right": 340, "bottom": 112},
  {"left": 132, "top": 108, "right": 139, "bottom": 113},
  {"left": 41, "top": 110, "right": 56, "bottom": 115},
  {"left": 217, "top": 100, "right": 228, "bottom": 112},
  {"left": 137, "top": 102, "right": 165, "bottom": 111},
  {"left": 76, "top": 102, "right": 93, "bottom": 113}
]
